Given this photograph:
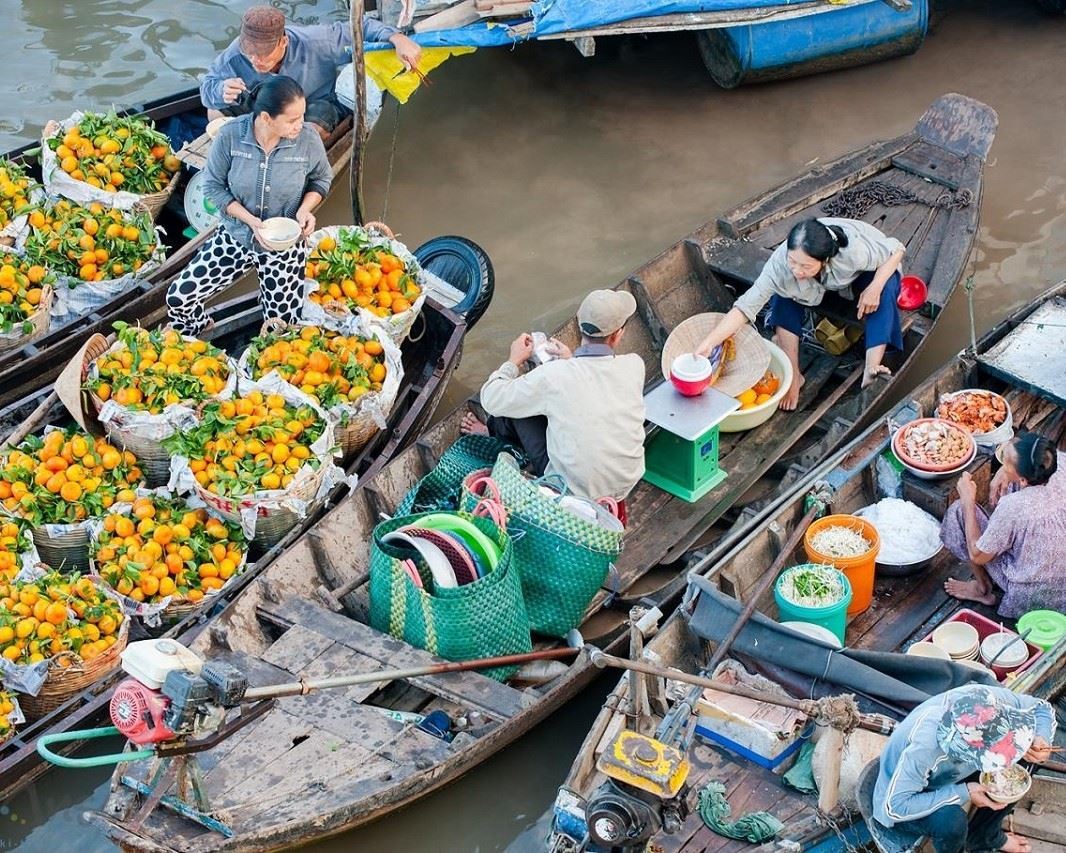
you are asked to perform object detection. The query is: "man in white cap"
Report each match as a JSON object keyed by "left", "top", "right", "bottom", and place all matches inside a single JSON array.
[{"left": 462, "top": 289, "right": 646, "bottom": 509}]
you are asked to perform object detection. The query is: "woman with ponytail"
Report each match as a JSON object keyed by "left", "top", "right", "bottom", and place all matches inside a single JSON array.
[
  {"left": 942, "top": 431, "right": 1066, "bottom": 616},
  {"left": 696, "top": 217, "right": 906, "bottom": 410},
  {"left": 167, "top": 75, "right": 331, "bottom": 335}
]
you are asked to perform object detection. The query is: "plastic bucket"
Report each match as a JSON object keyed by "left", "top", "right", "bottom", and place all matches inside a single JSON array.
[
  {"left": 803, "top": 515, "right": 880, "bottom": 616},
  {"left": 774, "top": 565, "right": 853, "bottom": 646}
]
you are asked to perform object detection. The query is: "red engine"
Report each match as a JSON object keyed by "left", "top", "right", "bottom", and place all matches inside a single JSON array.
[{"left": 110, "top": 678, "right": 177, "bottom": 746}]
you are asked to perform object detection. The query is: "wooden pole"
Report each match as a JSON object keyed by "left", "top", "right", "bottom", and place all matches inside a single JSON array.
[{"left": 349, "top": 0, "right": 367, "bottom": 225}]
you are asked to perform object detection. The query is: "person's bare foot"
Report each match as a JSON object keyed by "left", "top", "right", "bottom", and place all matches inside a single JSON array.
[
  {"left": 1000, "top": 831, "right": 1032, "bottom": 852},
  {"left": 944, "top": 577, "right": 997, "bottom": 606},
  {"left": 779, "top": 374, "right": 805, "bottom": 412},
  {"left": 862, "top": 363, "right": 892, "bottom": 388},
  {"left": 460, "top": 412, "right": 488, "bottom": 436}
]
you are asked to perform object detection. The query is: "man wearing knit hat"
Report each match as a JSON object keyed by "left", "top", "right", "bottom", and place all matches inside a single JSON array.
[
  {"left": 201, "top": 6, "right": 421, "bottom": 138},
  {"left": 463, "top": 289, "right": 646, "bottom": 507}
]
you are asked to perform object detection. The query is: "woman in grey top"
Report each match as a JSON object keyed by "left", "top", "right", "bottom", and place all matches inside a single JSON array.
[
  {"left": 166, "top": 76, "right": 332, "bottom": 335},
  {"left": 696, "top": 218, "right": 905, "bottom": 410}
]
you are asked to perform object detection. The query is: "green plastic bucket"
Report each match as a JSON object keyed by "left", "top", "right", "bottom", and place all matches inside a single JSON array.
[
  {"left": 1017, "top": 610, "right": 1066, "bottom": 652},
  {"left": 774, "top": 565, "right": 853, "bottom": 645}
]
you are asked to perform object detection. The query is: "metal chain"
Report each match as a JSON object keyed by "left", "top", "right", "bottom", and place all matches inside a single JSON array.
[{"left": 822, "top": 180, "right": 974, "bottom": 219}]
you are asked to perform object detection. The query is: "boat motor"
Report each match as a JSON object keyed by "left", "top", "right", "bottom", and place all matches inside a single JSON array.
[{"left": 583, "top": 730, "right": 689, "bottom": 851}]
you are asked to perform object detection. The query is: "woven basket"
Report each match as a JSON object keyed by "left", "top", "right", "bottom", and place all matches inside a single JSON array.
[
  {"left": 31, "top": 524, "right": 90, "bottom": 573},
  {"left": 139, "top": 168, "right": 181, "bottom": 221},
  {"left": 0, "top": 286, "right": 52, "bottom": 355},
  {"left": 19, "top": 618, "right": 129, "bottom": 719},
  {"left": 660, "top": 313, "right": 771, "bottom": 398},
  {"left": 194, "top": 463, "right": 326, "bottom": 548},
  {"left": 397, "top": 436, "right": 518, "bottom": 516}
]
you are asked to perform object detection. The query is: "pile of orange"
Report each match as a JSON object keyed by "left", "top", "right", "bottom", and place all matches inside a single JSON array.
[
  {"left": 305, "top": 231, "right": 421, "bottom": 318},
  {"left": 247, "top": 324, "right": 387, "bottom": 408},
  {"left": 47, "top": 111, "right": 181, "bottom": 195},
  {"left": 89, "top": 324, "right": 230, "bottom": 413},
  {"left": 0, "top": 690, "right": 17, "bottom": 740},
  {"left": 0, "top": 521, "right": 29, "bottom": 583},
  {"left": 0, "top": 429, "right": 143, "bottom": 525},
  {"left": 162, "top": 390, "right": 327, "bottom": 498},
  {"left": 735, "top": 370, "right": 781, "bottom": 410},
  {"left": 0, "top": 158, "right": 37, "bottom": 231},
  {"left": 23, "top": 199, "right": 160, "bottom": 283},
  {"left": 0, "top": 252, "right": 52, "bottom": 336},
  {"left": 0, "top": 572, "right": 125, "bottom": 665},
  {"left": 93, "top": 496, "right": 246, "bottom": 606}
]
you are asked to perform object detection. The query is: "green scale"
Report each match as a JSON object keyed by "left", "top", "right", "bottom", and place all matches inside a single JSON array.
[{"left": 642, "top": 381, "right": 739, "bottom": 502}]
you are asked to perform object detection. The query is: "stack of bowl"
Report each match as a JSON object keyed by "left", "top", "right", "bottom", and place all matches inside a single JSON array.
[
  {"left": 979, "top": 631, "right": 1030, "bottom": 679},
  {"left": 932, "top": 622, "right": 981, "bottom": 662}
]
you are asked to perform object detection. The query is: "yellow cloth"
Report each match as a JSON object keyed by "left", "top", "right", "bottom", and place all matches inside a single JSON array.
[{"left": 365, "top": 47, "right": 476, "bottom": 104}]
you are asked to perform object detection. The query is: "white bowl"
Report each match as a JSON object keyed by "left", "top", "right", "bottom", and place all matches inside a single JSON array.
[
  {"left": 907, "top": 641, "right": 951, "bottom": 660},
  {"left": 981, "top": 766, "right": 1032, "bottom": 805},
  {"left": 781, "top": 620, "right": 843, "bottom": 649},
  {"left": 980, "top": 632, "right": 1029, "bottom": 668},
  {"left": 258, "top": 217, "right": 302, "bottom": 252},
  {"left": 937, "top": 389, "right": 1014, "bottom": 447},
  {"left": 718, "top": 339, "right": 794, "bottom": 433},
  {"left": 205, "top": 116, "right": 233, "bottom": 139},
  {"left": 932, "top": 622, "right": 981, "bottom": 658}
]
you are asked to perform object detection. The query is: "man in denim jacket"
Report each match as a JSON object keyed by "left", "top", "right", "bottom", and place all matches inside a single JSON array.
[{"left": 201, "top": 6, "right": 421, "bottom": 138}]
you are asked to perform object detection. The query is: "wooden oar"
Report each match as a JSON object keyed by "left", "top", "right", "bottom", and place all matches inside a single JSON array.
[
  {"left": 1, "top": 390, "right": 57, "bottom": 449},
  {"left": 349, "top": 0, "right": 367, "bottom": 225}
]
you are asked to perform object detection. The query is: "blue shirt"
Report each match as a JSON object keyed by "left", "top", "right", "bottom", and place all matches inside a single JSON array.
[
  {"left": 203, "top": 115, "right": 332, "bottom": 249},
  {"left": 200, "top": 19, "right": 399, "bottom": 110},
  {"left": 873, "top": 687, "right": 1055, "bottom": 829}
]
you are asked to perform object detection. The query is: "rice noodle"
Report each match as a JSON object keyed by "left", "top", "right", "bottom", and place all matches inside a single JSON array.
[
  {"left": 810, "top": 524, "right": 871, "bottom": 558},
  {"left": 857, "top": 498, "right": 942, "bottom": 565}
]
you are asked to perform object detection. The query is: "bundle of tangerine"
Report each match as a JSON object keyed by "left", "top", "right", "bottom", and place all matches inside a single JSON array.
[
  {"left": 305, "top": 230, "right": 421, "bottom": 318},
  {"left": 247, "top": 324, "right": 387, "bottom": 408},
  {"left": 735, "top": 369, "right": 781, "bottom": 410},
  {"left": 89, "top": 324, "right": 230, "bottom": 413},
  {"left": 47, "top": 111, "right": 181, "bottom": 196},
  {"left": 0, "top": 157, "right": 38, "bottom": 230},
  {"left": 24, "top": 200, "right": 160, "bottom": 283},
  {"left": 0, "top": 520, "right": 30, "bottom": 583},
  {"left": 0, "top": 689, "right": 17, "bottom": 741},
  {"left": 0, "top": 429, "right": 143, "bottom": 525},
  {"left": 162, "top": 390, "right": 327, "bottom": 497},
  {"left": 0, "top": 252, "right": 52, "bottom": 335},
  {"left": 0, "top": 572, "right": 124, "bottom": 666},
  {"left": 93, "top": 495, "right": 246, "bottom": 605}
]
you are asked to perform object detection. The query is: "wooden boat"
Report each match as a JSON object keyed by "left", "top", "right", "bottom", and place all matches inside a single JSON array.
[
  {"left": 83, "top": 94, "right": 996, "bottom": 851},
  {"left": 0, "top": 87, "right": 361, "bottom": 408},
  {"left": 547, "top": 280, "right": 1066, "bottom": 853},
  {"left": 0, "top": 254, "right": 492, "bottom": 799}
]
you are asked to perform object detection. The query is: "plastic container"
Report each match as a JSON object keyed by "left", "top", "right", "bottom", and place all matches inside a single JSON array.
[
  {"left": 897, "top": 275, "right": 928, "bottom": 310},
  {"left": 803, "top": 514, "right": 880, "bottom": 616},
  {"left": 1017, "top": 610, "right": 1066, "bottom": 652},
  {"left": 906, "top": 641, "right": 950, "bottom": 660},
  {"left": 774, "top": 565, "right": 852, "bottom": 646},
  {"left": 980, "top": 632, "right": 1030, "bottom": 677},
  {"left": 718, "top": 339, "right": 794, "bottom": 433},
  {"left": 669, "top": 353, "right": 715, "bottom": 397},
  {"left": 119, "top": 638, "right": 203, "bottom": 690},
  {"left": 921, "top": 609, "right": 1042, "bottom": 683}
]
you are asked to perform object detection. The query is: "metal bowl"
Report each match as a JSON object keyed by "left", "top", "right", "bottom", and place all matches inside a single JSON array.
[{"left": 853, "top": 505, "right": 943, "bottom": 577}]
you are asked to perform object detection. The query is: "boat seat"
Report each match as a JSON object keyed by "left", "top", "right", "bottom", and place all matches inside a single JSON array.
[
  {"left": 704, "top": 238, "right": 772, "bottom": 287},
  {"left": 856, "top": 758, "right": 926, "bottom": 853}
]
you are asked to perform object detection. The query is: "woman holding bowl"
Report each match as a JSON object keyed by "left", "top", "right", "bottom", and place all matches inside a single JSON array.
[
  {"left": 167, "top": 75, "right": 331, "bottom": 335},
  {"left": 696, "top": 217, "right": 905, "bottom": 411}
]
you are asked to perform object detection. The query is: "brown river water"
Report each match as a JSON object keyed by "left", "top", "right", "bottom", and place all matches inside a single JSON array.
[{"left": 2, "top": 0, "right": 1066, "bottom": 849}]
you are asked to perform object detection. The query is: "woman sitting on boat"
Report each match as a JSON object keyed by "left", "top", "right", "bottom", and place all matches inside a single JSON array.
[
  {"left": 870, "top": 684, "right": 1054, "bottom": 853},
  {"left": 167, "top": 76, "right": 331, "bottom": 336},
  {"left": 696, "top": 217, "right": 905, "bottom": 410},
  {"left": 941, "top": 431, "right": 1066, "bottom": 617}
]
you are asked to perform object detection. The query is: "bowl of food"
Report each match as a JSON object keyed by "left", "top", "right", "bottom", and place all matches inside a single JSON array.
[
  {"left": 981, "top": 765, "right": 1032, "bottom": 805},
  {"left": 893, "top": 418, "right": 977, "bottom": 479},
  {"left": 669, "top": 352, "right": 716, "bottom": 397},
  {"left": 257, "top": 217, "right": 302, "bottom": 252},
  {"left": 936, "top": 389, "right": 1013, "bottom": 447}
]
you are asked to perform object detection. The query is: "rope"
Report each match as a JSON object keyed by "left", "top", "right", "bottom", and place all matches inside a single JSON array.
[
  {"left": 814, "top": 694, "right": 862, "bottom": 734},
  {"left": 697, "top": 781, "right": 784, "bottom": 843},
  {"left": 381, "top": 98, "right": 401, "bottom": 224},
  {"left": 821, "top": 180, "right": 973, "bottom": 219}
]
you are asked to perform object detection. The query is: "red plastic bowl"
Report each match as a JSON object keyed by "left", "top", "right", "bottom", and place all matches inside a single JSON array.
[
  {"left": 897, "top": 275, "right": 928, "bottom": 311},
  {"left": 670, "top": 372, "right": 712, "bottom": 397},
  {"left": 670, "top": 353, "right": 715, "bottom": 397}
]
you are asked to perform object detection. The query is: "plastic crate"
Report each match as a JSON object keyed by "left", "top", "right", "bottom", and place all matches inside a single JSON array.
[{"left": 923, "top": 609, "right": 1041, "bottom": 681}]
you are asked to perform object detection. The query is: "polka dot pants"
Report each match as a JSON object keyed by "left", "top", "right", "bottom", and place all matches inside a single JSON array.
[{"left": 166, "top": 227, "right": 308, "bottom": 335}]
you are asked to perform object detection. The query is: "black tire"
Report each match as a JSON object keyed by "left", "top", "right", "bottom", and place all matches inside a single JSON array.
[
  {"left": 413, "top": 236, "right": 495, "bottom": 329},
  {"left": 1036, "top": 0, "right": 1066, "bottom": 12}
]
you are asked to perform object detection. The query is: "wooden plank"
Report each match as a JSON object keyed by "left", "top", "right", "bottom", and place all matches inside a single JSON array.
[
  {"left": 261, "top": 623, "right": 335, "bottom": 673},
  {"left": 925, "top": 157, "right": 982, "bottom": 308},
  {"left": 203, "top": 708, "right": 315, "bottom": 798},
  {"left": 257, "top": 596, "right": 527, "bottom": 721},
  {"left": 891, "top": 140, "right": 967, "bottom": 190},
  {"left": 276, "top": 640, "right": 390, "bottom": 709},
  {"left": 915, "top": 93, "right": 998, "bottom": 162},
  {"left": 705, "top": 239, "right": 771, "bottom": 287},
  {"left": 627, "top": 277, "right": 669, "bottom": 351}
]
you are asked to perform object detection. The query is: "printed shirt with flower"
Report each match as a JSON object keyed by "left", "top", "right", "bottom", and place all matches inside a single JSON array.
[{"left": 872, "top": 686, "right": 1054, "bottom": 828}]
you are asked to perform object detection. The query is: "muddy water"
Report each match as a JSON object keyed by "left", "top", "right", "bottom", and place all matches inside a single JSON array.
[{"left": 4, "top": 0, "right": 1066, "bottom": 849}]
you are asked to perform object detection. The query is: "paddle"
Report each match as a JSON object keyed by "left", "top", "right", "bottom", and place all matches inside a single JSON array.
[{"left": 349, "top": 0, "right": 367, "bottom": 225}]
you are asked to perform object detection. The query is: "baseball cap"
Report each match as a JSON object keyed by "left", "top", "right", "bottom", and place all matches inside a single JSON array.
[
  {"left": 577, "top": 290, "right": 637, "bottom": 338},
  {"left": 240, "top": 6, "right": 286, "bottom": 57}
]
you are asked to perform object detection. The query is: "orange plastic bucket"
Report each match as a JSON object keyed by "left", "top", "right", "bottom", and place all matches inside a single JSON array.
[{"left": 803, "top": 514, "right": 880, "bottom": 616}]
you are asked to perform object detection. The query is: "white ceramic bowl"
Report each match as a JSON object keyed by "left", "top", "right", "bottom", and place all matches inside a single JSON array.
[
  {"left": 980, "top": 632, "right": 1029, "bottom": 668},
  {"left": 258, "top": 217, "right": 302, "bottom": 252},
  {"left": 718, "top": 339, "right": 794, "bottom": 433},
  {"left": 932, "top": 622, "right": 981, "bottom": 659},
  {"left": 981, "top": 766, "right": 1032, "bottom": 805},
  {"left": 906, "top": 641, "right": 951, "bottom": 660}
]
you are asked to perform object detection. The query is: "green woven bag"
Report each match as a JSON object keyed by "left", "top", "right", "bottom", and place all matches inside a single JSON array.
[
  {"left": 367, "top": 511, "right": 532, "bottom": 680},
  {"left": 483, "top": 454, "right": 623, "bottom": 638},
  {"left": 397, "top": 435, "right": 518, "bottom": 515}
]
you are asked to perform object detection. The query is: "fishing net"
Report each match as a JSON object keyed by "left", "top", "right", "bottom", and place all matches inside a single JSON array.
[{"left": 697, "top": 780, "right": 783, "bottom": 843}]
